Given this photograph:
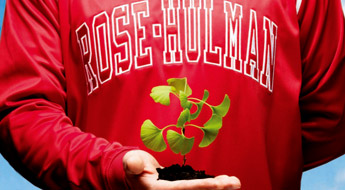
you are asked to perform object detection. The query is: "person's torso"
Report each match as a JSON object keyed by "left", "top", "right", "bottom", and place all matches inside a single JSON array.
[{"left": 59, "top": 0, "right": 303, "bottom": 189}]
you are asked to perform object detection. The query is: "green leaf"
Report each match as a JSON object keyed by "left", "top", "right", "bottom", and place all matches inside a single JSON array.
[
  {"left": 199, "top": 114, "right": 222, "bottom": 148},
  {"left": 190, "top": 90, "right": 209, "bottom": 120},
  {"left": 167, "top": 78, "right": 192, "bottom": 96},
  {"left": 166, "top": 130, "right": 195, "bottom": 155},
  {"left": 150, "top": 86, "right": 175, "bottom": 106},
  {"left": 212, "top": 95, "right": 230, "bottom": 117},
  {"left": 140, "top": 120, "right": 167, "bottom": 152},
  {"left": 179, "top": 91, "right": 192, "bottom": 109},
  {"left": 177, "top": 109, "right": 191, "bottom": 127}
]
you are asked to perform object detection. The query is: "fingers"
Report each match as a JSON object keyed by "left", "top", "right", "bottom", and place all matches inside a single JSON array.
[
  {"left": 152, "top": 175, "right": 241, "bottom": 190},
  {"left": 214, "top": 175, "right": 241, "bottom": 190}
]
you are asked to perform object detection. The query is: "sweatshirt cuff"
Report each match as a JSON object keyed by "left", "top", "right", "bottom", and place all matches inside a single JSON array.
[{"left": 104, "top": 146, "right": 138, "bottom": 190}]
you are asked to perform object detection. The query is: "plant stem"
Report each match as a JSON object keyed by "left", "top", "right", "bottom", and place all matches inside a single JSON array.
[
  {"left": 172, "top": 92, "right": 179, "bottom": 98},
  {"left": 184, "top": 78, "right": 188, "bottom": 93},
  {"left": 181, "top": 126, "right": 186, "bottom": 166},
  {"left": 188, "top": 97, "right": 212, "bottom": 108},
  {"left": 185, "top": 124, "right": 203, "bottom": 129},
  {"left": 162, "top": 124, "right": 177, "bottom": 131}
]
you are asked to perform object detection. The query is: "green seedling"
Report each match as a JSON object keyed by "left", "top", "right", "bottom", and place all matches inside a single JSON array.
[{"left": 140, "top": 77, "right": 230, "bottom": 165}]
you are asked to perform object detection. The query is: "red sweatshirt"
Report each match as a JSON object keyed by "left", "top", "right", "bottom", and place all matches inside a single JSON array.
[{"left": 0, "top": 0, "right": 345, "bottom": 189}]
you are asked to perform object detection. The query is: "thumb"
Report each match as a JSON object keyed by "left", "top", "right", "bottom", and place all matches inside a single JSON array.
[{"left": 123, "top": 151, "right": 145, "bottom": 175}]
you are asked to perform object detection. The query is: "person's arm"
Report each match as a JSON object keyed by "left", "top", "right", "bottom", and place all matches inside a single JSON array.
[
  {"left": 0, "top": 1, "right": 137, "bottom": 189},
  {"left": 0, "top": 1, "right": 241, "bottom": 189},
  {"left": 298, "top": 0, "right": 345, "bottom": 170}
]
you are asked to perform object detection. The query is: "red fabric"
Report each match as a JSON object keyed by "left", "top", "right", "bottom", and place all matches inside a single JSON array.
[
  {"left": 0, "top": 1, "right": 136, "bottom": 189},
  {"left": 0, "top": 0, "right": 344, "bottom": 189},
  {"left": 298, "top": 0, "right": 345, "bottom": 170}
]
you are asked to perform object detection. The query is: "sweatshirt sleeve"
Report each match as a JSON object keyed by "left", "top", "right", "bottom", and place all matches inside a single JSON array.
[
  {"left": 298, "top": 0, "right": 345, "bottom": 170},
  {"left": 0, "top": 0, "right": 135, "bottom": 189}
]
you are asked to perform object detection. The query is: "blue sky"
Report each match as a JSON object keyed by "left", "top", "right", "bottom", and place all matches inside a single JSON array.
[
  {"left": 1, "top": 1, "right": 345, "bottom": 189},
  {"left": 0, "top": 0, "right": 4, "bottom": 35}
]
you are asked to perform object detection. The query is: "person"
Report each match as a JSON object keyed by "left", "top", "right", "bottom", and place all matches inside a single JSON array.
[{"left": 0, "top": 0, "right": 344, "bottom": 189}]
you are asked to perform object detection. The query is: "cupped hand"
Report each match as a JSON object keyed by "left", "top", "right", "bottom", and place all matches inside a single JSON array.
[{"left": 123, "top": 150, "right": 241, "bottom": 190}]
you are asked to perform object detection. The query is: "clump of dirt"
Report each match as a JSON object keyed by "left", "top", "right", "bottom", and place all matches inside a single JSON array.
[{"left": 157, "top": 164, "right": 214, "bottom": 181}]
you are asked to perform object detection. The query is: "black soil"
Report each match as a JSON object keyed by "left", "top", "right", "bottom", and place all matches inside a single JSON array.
[{"left": 157, "top": 164, "right": 214, "bottom": 181}]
